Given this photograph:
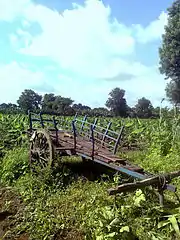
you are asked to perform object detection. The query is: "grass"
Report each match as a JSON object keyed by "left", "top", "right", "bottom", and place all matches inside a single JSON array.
[
  {"left": 1, "top": 114, "right": 180, "bottom": 239},
  {"left": 0, "top": 148, "right": 180, "bottom": 240}
]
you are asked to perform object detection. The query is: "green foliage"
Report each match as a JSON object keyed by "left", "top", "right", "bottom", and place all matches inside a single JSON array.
[
  {"left": 0, "top": 148, "right": 29, "bottom": 184},
  {"left": 0, "top": 103, "right": 19, "bottom": 114},
  {"left": 12, "top": 170, "right": 180, "bottom": 240},
  {"left": 1, "top": 87, "right": 175, "bottom": 118},
  {"left": 106, "top": 88, "right": 128, "bottom": 117},
  {"left": 166, "top": 81, "right": 180, "bottom": 106},
  {"left": 0, "top": 114, "right": 28, "bottom": 157},
  {"left": 2, "top": 113, "right": 180, "bottom": 239},
  {"left": 159, "top": 0, "right": 180, "bottom": 105},
  {"left": 17, "top": 89, "right": 42, "bottom": 113},
  {"left": 42, "top": 93, "right": 74, "bottom": 115},
  {"left": 159, "top": 0, "right": 180, "bottom": 81},
  {"left": 135, "top": 97, "right": 153, "bottom": 118},
  {"left": 89, "top": 107, "right": 112, "bottom": 117}
]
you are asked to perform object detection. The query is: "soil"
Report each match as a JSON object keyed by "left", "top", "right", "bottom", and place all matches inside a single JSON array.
[
  {"left": 0, "top": 187, "right": 28, "bottom": 240},
  {"left": 53, "top": 229, "right": 84, "bottom": 240},
  {"left": 0, "top": 187, "right": 84, "bottom": 240}
]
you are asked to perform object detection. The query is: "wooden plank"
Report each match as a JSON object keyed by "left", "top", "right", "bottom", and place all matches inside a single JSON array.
[
  {"left": 55, "top": 147, "right": 75, "bottom": 151},
  {"left": 77, "top": 150, "right": 112, "bottom": 163},
  {"left": 94, "top": 156, "right": 111, "bottom": 164},
  {"left": 62, "top": 140, "right": 83, "bottom": 149},
  {"left": 97, "top": 153, "right": 125, "bottom": 163}
]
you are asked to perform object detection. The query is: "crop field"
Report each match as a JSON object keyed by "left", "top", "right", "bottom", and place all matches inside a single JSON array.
[{"left": 1, "top": 113, "right": 180, "bottom": 240}]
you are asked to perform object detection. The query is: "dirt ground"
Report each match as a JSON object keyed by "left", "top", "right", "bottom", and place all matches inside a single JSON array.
[
  {"left": 53, "top": 230, "right": 84, "bottom": 240},
  {"left": 0, "top": 187, "right": 28, "bottom": 240},
  {"left": 0, "top": 187, "right": 84, "bottom": 240}
]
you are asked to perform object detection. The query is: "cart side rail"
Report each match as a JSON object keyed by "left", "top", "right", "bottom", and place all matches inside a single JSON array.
[{"left": 73, "top": 116, "right": 124, "bottom": 155}]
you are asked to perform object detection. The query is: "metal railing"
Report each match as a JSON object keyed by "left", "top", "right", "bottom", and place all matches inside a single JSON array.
[
  {"left": 73, "top": 115, "right": 124, "bottom": 155},
  {"left": 28, "top": 111, "right": 124, "bottom": 155}
]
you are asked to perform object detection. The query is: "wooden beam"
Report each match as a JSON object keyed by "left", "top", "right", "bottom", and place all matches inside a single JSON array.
[{"left": 108, "top": 170, "right": 180, "bottom": 195}]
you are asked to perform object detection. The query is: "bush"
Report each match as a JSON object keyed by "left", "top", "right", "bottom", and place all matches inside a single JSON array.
[{"left": 0, "top": 148, "right": 29, "bottom": 185}]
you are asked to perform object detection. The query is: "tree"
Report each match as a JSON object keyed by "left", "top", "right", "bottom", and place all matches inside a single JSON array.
[
  {"left": 54, "top": 96, "right": 74, "bottom": 115},
  {"left": 166, "top": 81, "right": 180, "bottom": 106},
  {"left": 135, "top": 97, "right": 153, "bottom": 118},
  {"left": 0, "top": 103, "right": 8, "bottom": 113},
  {"left": 41, "top": 93, "right": 56, "bottom": 114},
  {"left": 17, "top": 89, "right": 42, "bottom": 113},
  {"left": 0, "top": 103, "right": 20, "bottom": 114},
  {"left": 105, "top": 88, "right": 128, "bottom": 117},
  {"left": 41, "top": 93, "right": 75, "bottom": 115},
  {"left": 91, "top": 107, "right": 111, "bottom": 117},
  {"left": 159, "top": 0, "right": 180, "bottom": 105},
  {"left": 127, "top": 107, "right": 136, "bottom": 118},
  {"left": 72, "top": 103, "right": 91, "bottom": 115}
]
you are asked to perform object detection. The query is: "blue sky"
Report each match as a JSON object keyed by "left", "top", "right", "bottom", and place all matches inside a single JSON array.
[{"left": 0, "top": 0, "right": 173, "bottom": 108}]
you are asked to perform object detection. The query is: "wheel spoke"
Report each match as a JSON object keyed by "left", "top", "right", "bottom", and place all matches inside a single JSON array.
[
  {"left": 39, "top": 136, "right": 46, "bottom": 149},
  {"left": 39, "top": 156, "right": 48, "bottom": 167},
  {"left": 29, "top": 130, "right": 53, "bottom": 170}
]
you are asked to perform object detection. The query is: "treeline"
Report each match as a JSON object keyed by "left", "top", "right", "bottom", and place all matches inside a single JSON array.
[{"left": 0, "top": 88, "right": 172, "bottom": 118}]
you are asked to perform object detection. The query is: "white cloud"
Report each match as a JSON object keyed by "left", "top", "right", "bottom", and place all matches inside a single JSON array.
[
  {"left": 0, "top": 62, "right": 48, "bottom": 103},
  {"left": 98, "top": 60, "right": 151, "bottom": 80},
  {"left": 7, "top": 0, "right": 167, "bottom": 80},
  {"left": 0, "top": 0, "right": 31, "bottom": 22},
  {"left": 134, "top": 11, "right": 168, "bottom": 44},
  {"left": 0, "top": 61, "right": 167, "bottom": 108},
  {"left": 16, "top": 0, "right": 135, "bottom": 78},
  {"left": 21, "top": 19, "right": 31, "bottom": 28},
  {"left": 10, "top": 28, "right": 32, "bottom": 49},
  {"left": 0, "top": 0, "right": 170, "bottom": 107},
  {"left": 54, "top": 64, "right": 167, "bottom": 108}
]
